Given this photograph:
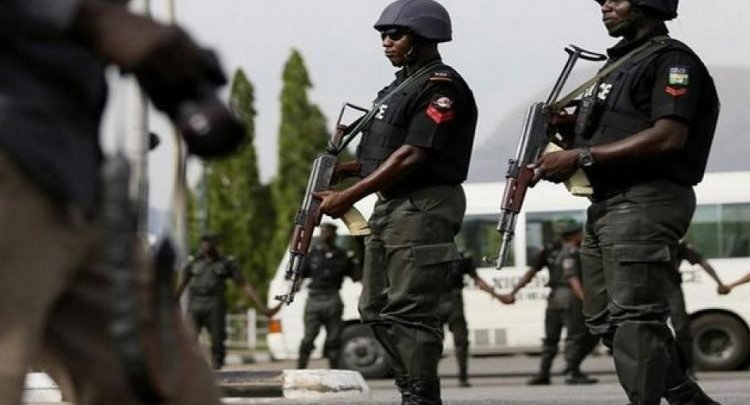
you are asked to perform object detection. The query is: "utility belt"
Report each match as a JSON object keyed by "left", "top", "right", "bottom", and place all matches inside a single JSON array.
[
  {"left": 590, "top": 184, "right": 632, "bottom": 203},
  {"left": 190, "top": 286, "right": 219, "bottom": 296},
  {"left": 589, "top": 178, "right": 691, "bottom": 203},
  {"left": 377, "top": 182, "right": 457, "bottom": 201},
  {"left": 308, "top": 289, "right": 341, "bottom": 298}
]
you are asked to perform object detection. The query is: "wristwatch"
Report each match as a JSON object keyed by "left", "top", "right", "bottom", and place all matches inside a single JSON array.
[{"left": 577, "top": 147, "right": 595, "bottom": 168}]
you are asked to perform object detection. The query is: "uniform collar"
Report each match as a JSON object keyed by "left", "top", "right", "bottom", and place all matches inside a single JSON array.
[
  {"left": 607, "top": 23, "right": 669, "bottom": 58},
  {"left": 395, "top": 56, "right": 443, "bottom": 81}
]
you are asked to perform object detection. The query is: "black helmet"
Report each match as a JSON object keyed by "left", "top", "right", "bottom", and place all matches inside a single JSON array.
[
  {"left": 557, "top": 219, "right": 583, "bottom": 236},
  {"left": 374, "top": 0, "right": 452, "bottom": 43},
  {"left": 595, "top": 0, "right": 678, "bottom": 20}
]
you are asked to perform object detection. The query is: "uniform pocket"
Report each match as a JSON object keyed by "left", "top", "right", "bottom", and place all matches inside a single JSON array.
[
  {"left": 611, "top": 243, "right": 671, "bottom": 287},
  {"left": 613, "top": 244, "right": 671, "bottom": 263},
  {"left": 610, "top": 243, "right": 673, "bottom": 315},
  {"left": 412, "top": 242, "right": 460, "bottom": 267},
  {"left": 408, "top": 243, "right": 460, "bottom": 300}
]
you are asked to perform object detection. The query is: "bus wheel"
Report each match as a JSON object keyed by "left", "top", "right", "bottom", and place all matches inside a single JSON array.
[
  {"left": 691, "top": 313, "right": 750, "bottom": 371},
  {"left": 339, "top": 324, "right": 392, "bottom": 379}
]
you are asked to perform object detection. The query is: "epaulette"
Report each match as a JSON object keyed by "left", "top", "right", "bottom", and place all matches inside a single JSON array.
[{"left": 429, "top": 70, "right": 454, "bottom": 83}]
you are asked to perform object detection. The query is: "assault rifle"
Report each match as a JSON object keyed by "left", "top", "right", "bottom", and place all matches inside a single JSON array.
[
  {"left": 275, "top": 103, "right": 372, "bottom": 305},
  {"left": 490, "top": 45, "right": 606, "bottom": 270}
]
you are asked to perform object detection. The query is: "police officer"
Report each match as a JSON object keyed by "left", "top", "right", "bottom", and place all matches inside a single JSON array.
[
  {"left": 313, "top": 0, "right": 477, "bottom": 402},
  {"left": 670, "top": 241, "right": 729, "bottom": 377},
  {"left": 176, "top": 234, "right": 280, "bottom": 369},
  {"left": 532, "top": 1, "right": 721, "bottom": 403},
  {"left": 297, "top": 223, "right": 360, "bottom": 369},
  {"left": 437, "top": 251, "right": 511, "bottom": 388},
  {"left": 500, "top": 220, "right": 599, "bottom": 386},
  {"left": 0, "top": 1, "right": 237, "bottom": 403}
]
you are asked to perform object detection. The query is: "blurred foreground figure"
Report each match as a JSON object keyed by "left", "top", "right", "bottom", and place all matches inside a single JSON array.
[{"left": 0, "top": 1, "right": 243, "bottom": 403}]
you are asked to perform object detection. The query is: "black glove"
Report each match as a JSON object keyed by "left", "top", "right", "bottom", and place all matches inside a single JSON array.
[
  {"left": 134, "top": 45, "right": 245, "bottom": 159},
  {"left": 70, "top": 1, "right": 244, "bottom": 158}
]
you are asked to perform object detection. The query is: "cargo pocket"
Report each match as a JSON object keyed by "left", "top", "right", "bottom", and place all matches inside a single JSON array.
[
  {"left": 611, "top": 243, "right": 672, "bottom": 307},
  {"left": 410, "top": 243, "right": 460, "bottom": 298}
]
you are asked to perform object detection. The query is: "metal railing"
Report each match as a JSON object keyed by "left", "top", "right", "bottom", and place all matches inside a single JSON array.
[{"left": 224, "top": 309, "right": 269, "bottom": 350}]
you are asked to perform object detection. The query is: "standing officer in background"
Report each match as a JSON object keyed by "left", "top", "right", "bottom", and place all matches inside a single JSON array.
[
  {"left": 314, "top": 1, "right": 477, "bottom": 403},
  {"left": 437, "top": 251, "right": 511, "bottom": 387},
  {"left": 670, "top": 241, "right": 730, "bottom": 378},
  {"left": 531, "top": 1, "right": 721, "bottom": 403},
  {"left": 0, "top": 0, "right": 242, "bottom": 403},
  {"left": 499, "top": 220, "right": 599, "bottom": 386},
  {"left": 176, "top": 234, "right": 281, "bottom": 369},
  {"left": 297, "top": 223, "right": 360, "bottom": 370}
]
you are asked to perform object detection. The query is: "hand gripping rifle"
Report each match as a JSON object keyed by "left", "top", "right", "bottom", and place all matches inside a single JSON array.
[
  {"left": 490, "top": 45, "right": 606, "bottom": 270},
  {"left": 275, "top": 103, "right": 372, "bottom": 305}
]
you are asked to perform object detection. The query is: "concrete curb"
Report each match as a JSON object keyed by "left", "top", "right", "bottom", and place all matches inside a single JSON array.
[
  {"left": 23, "top": 373, "right": 62, "bottom": 403},
  {"left": 219, "top": 369, "right": 370, "bottom": 400},
  {"left": 23, "top": 369, "right": 370, "bottom": 402}
]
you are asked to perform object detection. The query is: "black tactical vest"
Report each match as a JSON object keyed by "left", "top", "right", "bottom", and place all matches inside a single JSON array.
[
  {"left": 356, "top": 62, "right": 476, "bottom": 197},
  {"left": 541, "top": 244, "right": 568, "bottom": 289},
  {"left": 304, "top": 245, "right": 352, "bottom": 292},
  {"left": 188, "top": 257, "right": 233, "bottom": 298},
  {"left": 576, "top": 38, "right": 719, "bottom": 189}
]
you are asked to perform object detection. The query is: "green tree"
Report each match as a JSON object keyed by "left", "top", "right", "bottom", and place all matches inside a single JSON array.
[
  {"left": 188, "top": 68, "right": 275, "bottom": 311},
  {"left": 269, "top": 49, "right": 330, "bottom": 270}
]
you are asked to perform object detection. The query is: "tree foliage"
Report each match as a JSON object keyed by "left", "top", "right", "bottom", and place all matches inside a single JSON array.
[
  {"left": 188, "top": 68, "right": 275, "bottom": 311},
  {"left": 269, "top": 49, "right": 330, "bottom": 269}
]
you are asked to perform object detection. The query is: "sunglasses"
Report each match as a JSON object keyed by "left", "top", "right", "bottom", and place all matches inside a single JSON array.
[{"left": 380, "top": 28, "right": 409, "bottom": 41}]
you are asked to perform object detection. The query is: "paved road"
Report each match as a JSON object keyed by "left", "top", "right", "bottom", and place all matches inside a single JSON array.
[
  {"left": 225, "top": 353, "right": 749, "bottom": 405},
  {"left": 27, "top": 353, "right": 749, "bottom": 404}
]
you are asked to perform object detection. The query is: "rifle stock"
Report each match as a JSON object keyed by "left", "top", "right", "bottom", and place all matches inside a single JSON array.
[{"left": 543, "top": 143, "right": 593, "bottom": 196}]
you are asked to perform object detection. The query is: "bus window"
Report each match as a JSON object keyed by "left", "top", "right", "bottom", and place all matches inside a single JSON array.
[
  {"left": 457, "top": 215, "right": 515, "bottom": 267},
  {"left": 685, "top": 203, "right": 750, "bottom": 259},
  {"left": 525, "top": 210, "right": 585, "bottom": 265}
]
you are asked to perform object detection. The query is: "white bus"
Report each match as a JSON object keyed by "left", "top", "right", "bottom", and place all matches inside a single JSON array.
[{"left": 267, "top": 171, "right": 750, "bottom": 378}]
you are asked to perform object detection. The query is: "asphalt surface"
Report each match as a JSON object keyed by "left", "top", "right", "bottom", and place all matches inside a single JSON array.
[
  {"left": 26, "top": 353, "right": 750, "bottom": 404},
  {"left": 222, "top": 353, "right": 750, "bottom": 405}
]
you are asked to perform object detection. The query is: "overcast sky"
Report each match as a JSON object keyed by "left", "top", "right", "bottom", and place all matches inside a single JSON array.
[{"left": 110, "top": 1, "right": 749, "bottom": 210}]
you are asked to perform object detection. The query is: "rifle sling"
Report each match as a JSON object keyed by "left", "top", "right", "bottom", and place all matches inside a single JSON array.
[
  {"left": 338, "top": 60, "right": 444, "bottom": 152},
  {"left": 551, "top": 35, "right": 670, "bottom": 111}
]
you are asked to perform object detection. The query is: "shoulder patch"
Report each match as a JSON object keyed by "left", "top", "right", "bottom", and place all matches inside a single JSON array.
[
  {"left": 665, "top": 65, "right": 689, "bottom": 97},
  {"left": 426, "top": 94, "right": 456, "bottom": 124},
  {"left": 562, "top": 257, "right": 576, "bottom": 272},
  {"left": 429, "top": 70, "right": 454, "bottom": 83}
]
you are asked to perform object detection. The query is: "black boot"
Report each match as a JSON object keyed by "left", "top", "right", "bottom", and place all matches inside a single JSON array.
[
  {"left": 211, "top": 353, "right": 224, "bottom": 370},
  {"left": 527, "top": 352, "right": 553, "bottom": 385},
  {"left": 455, "top": 346, "right": 471, "bottom": 387},
  {"left": 664, "top": 380, "right": 721, "bottom": 405},
  {"left": 395, "top": 375, "right": 412, "bottom": 405},
  {"left": 564, "top": 369, "right": 598, "bottom": 385},
  {"left": 327, "top": 350, "right": 341, "bottom": 369},
  {"left": 297, "top": 351, "right": 310, "bottom": 369},
  {"left": 406, "top": 377, "right": 442, "bottom": 405},
  {"left": 527, "top": 374, "right": 551, "bottom": 385}
]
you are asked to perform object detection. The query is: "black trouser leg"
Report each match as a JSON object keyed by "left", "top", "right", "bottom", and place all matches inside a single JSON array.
[{"left": 455, "top": 346, "right": 469, "bottom": 385}]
